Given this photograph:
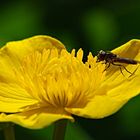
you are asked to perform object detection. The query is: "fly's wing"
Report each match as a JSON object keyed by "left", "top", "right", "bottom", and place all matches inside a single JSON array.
[
  {"left": 115, "top": 57, "right": 139, "bottom": 64},
  {"left": 107, "top": 51, "right": 117, "bottom": 58}
]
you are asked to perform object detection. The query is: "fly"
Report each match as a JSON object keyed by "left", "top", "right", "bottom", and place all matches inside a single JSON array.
[{"left": 96, "top": 50, "right": 140, "bottom": 76}]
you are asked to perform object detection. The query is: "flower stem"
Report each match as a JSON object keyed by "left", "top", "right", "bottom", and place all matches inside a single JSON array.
[
  {"left": 3, "top": 123, "right": 15, "bottom": 140},
  {"left": 53, "top": 120, "right": 68, "bottom": 140}
]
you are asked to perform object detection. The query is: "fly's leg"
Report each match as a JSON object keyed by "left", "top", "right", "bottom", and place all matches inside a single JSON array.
[
  {"left": 129, "top": 65, "right": 140, "bottom": 78},
  {"left": 119, "top": 66, "right": 125, "bottom": 77},
  {"left": 103, "top": 62, "right": 110, "bottom": 72},
  {"left": 112, "top": 63, "right": 132, "bottom": 75}
]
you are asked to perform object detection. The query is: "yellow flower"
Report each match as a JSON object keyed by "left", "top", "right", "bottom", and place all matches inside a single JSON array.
[{"left": 0, "top": 36, "right": 140, "bottom": 129}]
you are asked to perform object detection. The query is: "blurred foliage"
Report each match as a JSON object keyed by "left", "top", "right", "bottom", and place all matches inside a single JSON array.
[{"left": 0, "top": 0, "right": 140, "bottom": 140}]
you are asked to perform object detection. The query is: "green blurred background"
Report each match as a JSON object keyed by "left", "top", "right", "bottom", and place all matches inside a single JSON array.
[{"left": 0, "top": 0, "right": 140, "bottom": 140}]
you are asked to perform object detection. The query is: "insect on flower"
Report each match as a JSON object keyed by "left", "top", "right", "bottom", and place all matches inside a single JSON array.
[{"left": 96, "top": 50, "right": 140, "bottom": 76}]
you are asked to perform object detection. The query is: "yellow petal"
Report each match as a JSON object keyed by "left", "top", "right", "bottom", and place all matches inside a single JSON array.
[
  {"left": 0, "top": 108, "right": 74, "bottom": 129},
  {"left": 0, "top": 53, "right": 16, "bottom": 82},
  {"left": 0, "top": 35, "right": 65, "bottom": 82},
  {"left": 106, "top": 39, "right": 140, "bottom": 78},
  {"left": 112, "top": 39, "right": 140, "bottom": 59},
  {"left": 107, "top": 75, "right": 140, "bottom": 100},
  {"left": 1, "top": 35, "right": 65, "bottom": 60},
  {"left": 65, "top": 95, "right": 127, "bottom": 119},
  {"left": 0, "top": 83, "right": 38, "bottom": 112},
  {"left": 103, "top": 39, "right": 140, "bottom": 100}
]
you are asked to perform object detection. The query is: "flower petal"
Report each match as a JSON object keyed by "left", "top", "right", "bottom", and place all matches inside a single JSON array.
[
  {"left": 0, "top": 83, "right": 38, "bottom": 113},
  {"left": 0, "top": 35, "right": 65, "bottom": 82},
  {"left": 105, "top": 39, "right": 140, "bottom": 78},
  {"left": 112, "top": 39, "right": 140, "bottom": 59},
  {"left": 1, "top": 35, "right": 65, "bottom": 60},
  {"left": 65, "top": 95, "right": 127, "bottom": 119},
  {"left": 0, "top": 53, "right": 16, "bottom": 82},
  {"left": 0, "top": 108, "right": 74, "bottom": 129},
  {"left": 107, "top": 75, "right": 140, "bottom": 100},
  {"left": 103, "top": 39, "right": 140, "bottom": 100}
]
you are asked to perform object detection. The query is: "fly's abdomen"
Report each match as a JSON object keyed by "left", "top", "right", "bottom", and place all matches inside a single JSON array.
[
  {"left": 115, "top": 57, "right": 138, "bottom": 64},
  {"left": 115, "top": 57, "right": 138, "bottom": 65}
]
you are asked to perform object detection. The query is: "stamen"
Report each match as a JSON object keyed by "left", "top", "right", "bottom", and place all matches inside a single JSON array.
[{"left": 13, "top": 49, "right": 106, "bottom": 111}]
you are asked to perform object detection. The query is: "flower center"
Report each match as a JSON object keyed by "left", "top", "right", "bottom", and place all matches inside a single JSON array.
[{"left": 14, "top": 49, "right": 105, "bottom": 111}]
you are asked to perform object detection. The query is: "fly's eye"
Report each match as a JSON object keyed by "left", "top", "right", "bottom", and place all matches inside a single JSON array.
[{"left": 99, "top": 50, "right": 106, "bottom": 55}]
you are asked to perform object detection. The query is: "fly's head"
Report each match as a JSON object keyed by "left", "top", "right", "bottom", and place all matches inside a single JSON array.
[{"left": 96, "top": 50, "right": 106, "bottom": 62}]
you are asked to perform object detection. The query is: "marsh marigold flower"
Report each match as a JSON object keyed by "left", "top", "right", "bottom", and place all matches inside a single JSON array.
[{"left": 0, "top": 35, "right": 140, "bottom": 129}]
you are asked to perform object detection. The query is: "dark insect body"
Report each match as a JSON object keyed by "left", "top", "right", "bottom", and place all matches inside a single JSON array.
[{"left": 96, "top": 50, "right": 140, "bottom": 76}]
